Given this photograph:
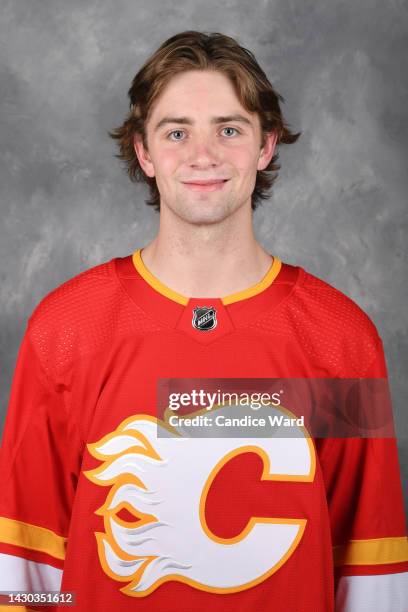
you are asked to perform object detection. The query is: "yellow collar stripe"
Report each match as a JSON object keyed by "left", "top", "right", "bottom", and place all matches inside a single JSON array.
[{"left": 132, "top": 249, "right": 281, "bottom": 306}]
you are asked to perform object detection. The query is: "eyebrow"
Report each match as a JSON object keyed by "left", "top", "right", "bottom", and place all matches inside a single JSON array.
[{"left": 153, "top": 114, "right": 252, "bottom": 132}]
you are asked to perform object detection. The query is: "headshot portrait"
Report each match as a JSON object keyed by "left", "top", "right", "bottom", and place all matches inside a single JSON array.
[{"left": 0, "top": 3, "right": 407, "bottom": 611}]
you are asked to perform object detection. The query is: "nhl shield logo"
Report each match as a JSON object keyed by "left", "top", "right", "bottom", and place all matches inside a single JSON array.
[{"left": 192, "top": 306, "right": 217, "bottom": 331}]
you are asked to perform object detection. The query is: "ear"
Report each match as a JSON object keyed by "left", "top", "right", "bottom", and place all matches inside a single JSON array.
[
  {"left": 133, "top": 134, "right": 155, "bottom": 178},
  {"left": 257, "top": 131, "right": 278, "bottom": 171}
]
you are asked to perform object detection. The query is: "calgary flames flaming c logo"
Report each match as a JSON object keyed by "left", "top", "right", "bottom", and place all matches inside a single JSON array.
[{"left": 84, "top": 413, "right": 315, "bottom": 597}]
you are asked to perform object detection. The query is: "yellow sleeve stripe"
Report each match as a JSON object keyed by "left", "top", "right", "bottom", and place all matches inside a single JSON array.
[
  {"left": 0, "top": 517, "right": 67, "bottom": 561},
  {"left": 0, "top": 607, "right": 34, "bottom": 611},
  {"left": 0, "top": 605, "right": 40, "bottom": 611},
  {"left": 333, "top": 536, "right": 408, "bottom": 566}
]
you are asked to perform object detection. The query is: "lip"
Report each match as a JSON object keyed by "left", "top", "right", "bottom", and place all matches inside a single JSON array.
[
  {"left": 181, "top": 179, "right": 230, "bottom": 192},
  {"left": 182, "top": 179, "right": 229, "bottom": 185}
]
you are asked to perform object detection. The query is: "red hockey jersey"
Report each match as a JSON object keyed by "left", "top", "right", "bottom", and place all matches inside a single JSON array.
[{"left": 0, "top": 249, "right": 407, "bottom": 611}]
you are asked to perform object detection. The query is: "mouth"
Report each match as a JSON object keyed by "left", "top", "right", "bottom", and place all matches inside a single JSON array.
[{"left": 181, "top": 179, "right": 230, "bottom": 192}]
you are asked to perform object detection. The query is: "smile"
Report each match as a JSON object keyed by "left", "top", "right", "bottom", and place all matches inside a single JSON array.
[{"left": 182, "top": 180, "right": 230, "bottom": 192}]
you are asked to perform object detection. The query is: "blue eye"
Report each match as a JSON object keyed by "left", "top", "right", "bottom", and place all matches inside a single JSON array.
[
  {"left": 167, "top": 127, "right": 240, "bottom": 141},
  {"left": 222, "top": 127, "right": 239, "bottom": 137},
  {"left": 168, "top": 130, "right": 185, "bottom": 141}
]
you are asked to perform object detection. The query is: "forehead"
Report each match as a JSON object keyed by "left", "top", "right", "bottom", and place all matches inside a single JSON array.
[{"left": 148, "top": 70, "right": 254, "bottom": 121}]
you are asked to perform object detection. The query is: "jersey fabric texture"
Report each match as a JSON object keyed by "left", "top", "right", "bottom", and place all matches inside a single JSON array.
[{"left": 0, "top": 249, "right": 407, "bottom": 612}]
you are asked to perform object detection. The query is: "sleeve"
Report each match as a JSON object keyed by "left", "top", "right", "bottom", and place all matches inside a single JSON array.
[
  {"left": 315, "top": 338, "right": 408, "bottom": 611},
  {"left": 0, "top": 321, "right": 83, "bottom": 606}
]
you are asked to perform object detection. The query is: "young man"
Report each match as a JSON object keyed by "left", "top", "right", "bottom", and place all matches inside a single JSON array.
[{"left": 0, "top": 31, "right": 407, "bottom": 612}]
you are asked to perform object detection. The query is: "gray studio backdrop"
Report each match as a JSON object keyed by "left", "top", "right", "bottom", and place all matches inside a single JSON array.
[{"left": 1, "top": 0, "right": 407, "bottom": 513}]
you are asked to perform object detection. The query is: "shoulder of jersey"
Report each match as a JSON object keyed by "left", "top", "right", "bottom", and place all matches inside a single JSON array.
[
  {"left": 250, "top": 265, "right": 382, "bottom": 377},
  {"left": 299, "top": 266, "right": 380, "bottom": 334},
  {"left": 26, "top": 258, "right": 162, "bottom": 380}
]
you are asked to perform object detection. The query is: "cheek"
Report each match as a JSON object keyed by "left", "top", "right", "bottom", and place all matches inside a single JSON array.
[
  {"left": 155, "top": 148, "right": 183, "bottom": 178},
  {"left": 148, "top": 141, "right": 179, "bottom": 166},
  {"left": 229, "top": 147, "right": 259, "bottom": 175}
]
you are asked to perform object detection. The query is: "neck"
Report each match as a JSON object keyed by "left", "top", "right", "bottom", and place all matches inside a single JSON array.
[{"left": 139, "top": 202, "right": 273, "bottom": 298}]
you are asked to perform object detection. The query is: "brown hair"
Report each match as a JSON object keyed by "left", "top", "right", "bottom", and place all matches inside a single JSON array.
[{"left": 109, "top": 30, "right": 301, "bottom": 211}]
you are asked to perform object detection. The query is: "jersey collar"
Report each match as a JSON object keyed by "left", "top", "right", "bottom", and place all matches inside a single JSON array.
[
  {"left": 114, "top": 249, "right": 299, "bottom": 344},
  {"left": 131, "top": 248, "right": 282, "bottom": 306}
]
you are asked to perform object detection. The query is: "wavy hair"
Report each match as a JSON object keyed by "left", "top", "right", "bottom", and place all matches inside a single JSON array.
[{"left": 109, "top": 31, "right": 301, "bottom": 211}]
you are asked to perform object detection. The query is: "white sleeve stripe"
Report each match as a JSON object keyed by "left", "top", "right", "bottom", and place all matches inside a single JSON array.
[
  {"left": 335, "top": 571, "right": 408, "bottom": 612},
  {"left": 0, "top": 553, "right": 62, "bottom": 591}
]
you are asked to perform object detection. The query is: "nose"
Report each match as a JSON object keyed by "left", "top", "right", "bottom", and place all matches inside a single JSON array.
[{"left": 187, "top": 134, "right": 221, "bottom": 168}]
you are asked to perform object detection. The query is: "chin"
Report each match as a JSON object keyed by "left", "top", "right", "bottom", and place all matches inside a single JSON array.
[
  {"left": 177, "top": 204, "right": 237, "bottom": 226},
  {"left": 169, "top": 196, "right": 242, "bottom": 225}
]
